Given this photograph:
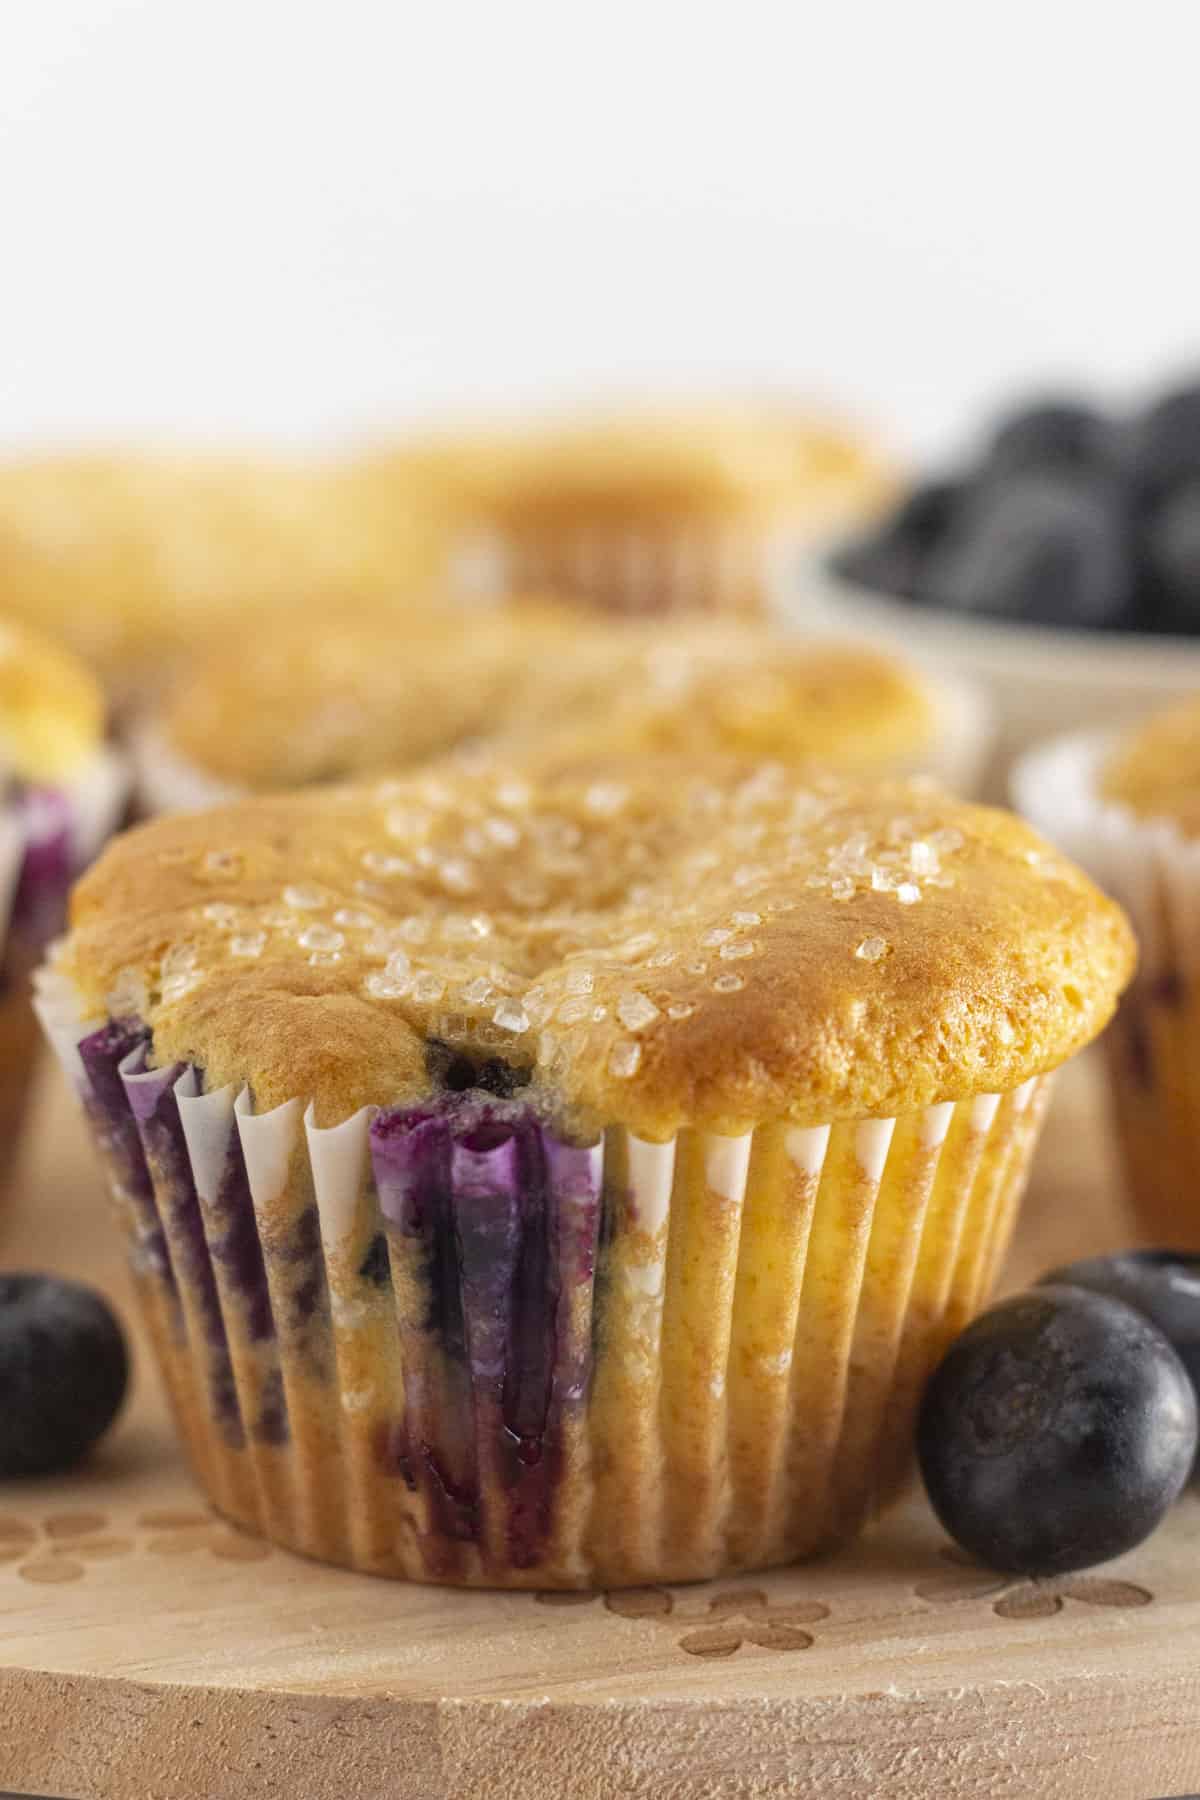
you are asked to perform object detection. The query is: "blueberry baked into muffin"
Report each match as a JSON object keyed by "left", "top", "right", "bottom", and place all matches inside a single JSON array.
[
  {"left": 38, "top": 753, "right": 1131, "bottom": 1585},
  {"left": 1015, "top": 699, "right": 1200, "bottom": 1244},
  {"left": 137, "top": 610, "right": 985, "bottom": 812},
  {"left": 0, "top": 618, "right": 127, "bottom": 1178}
]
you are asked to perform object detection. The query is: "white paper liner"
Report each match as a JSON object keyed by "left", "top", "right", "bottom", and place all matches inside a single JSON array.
[
  {"left": 1011, "top": 729, "right": 1200, "bottom": 1236},
  {"left": 0, "top": 741, "right": 129, "bottom": 1179},
  {"left": 131, "top": 719, "right": 241, "bottom": 818},
  {"left": 449, "top": 520, "right": 781, "bottom": 619},
  {"left": 1011, "top": 729, "right": 1200, "bottom": 990},
  {"left": 895, "top": 667, "right": 992, "bottom": 797},
  {"left": 37, "top": 965, "right": 1051, "bottom": 1586},
  {"left": 66, "top": 743, "right": 132, "bottom": 867},
  {"left": 0, "top": 742, "right": 129, "bottom": 958}
]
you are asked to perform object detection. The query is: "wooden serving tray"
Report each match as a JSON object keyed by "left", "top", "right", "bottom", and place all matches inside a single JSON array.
[{"left": 1, "top": 1057, "right": 1199, "bottom": 1800}]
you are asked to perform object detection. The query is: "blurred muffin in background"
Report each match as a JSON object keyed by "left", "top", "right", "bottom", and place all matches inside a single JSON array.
[
  {"left": 135, "top": 607, "right": 986, "bottom": 814},
  {"left": 394, "top": 400, "right": 896, "bottom": 621},
  {"left": 0, "top": 618, "right": 128, "bottom": 1186},
  {"left": 0, "top": 451, "right": 458, "bottom": 711},
  {"left": 1014, "top": 698, "right": 1200, "bottom": 1246}
]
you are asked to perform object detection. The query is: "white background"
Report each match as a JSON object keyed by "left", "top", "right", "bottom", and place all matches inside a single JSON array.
[{"left": 2, "top": 1, "right": 1198, "bottom": 462}]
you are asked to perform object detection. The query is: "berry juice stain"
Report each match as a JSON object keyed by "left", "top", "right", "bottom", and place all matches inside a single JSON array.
[{"left": 369, "top": 1059, "right": 602, "bottom": 1573}]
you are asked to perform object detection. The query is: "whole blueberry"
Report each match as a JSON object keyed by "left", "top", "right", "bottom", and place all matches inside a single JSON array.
[
  {"left": 1139, "top": 479, "right": 1200, "bottom": 631},
  {"left": 1041, "top": 1251, "right": 1200, "bottom": 1401},
  {"left": 1131, "top": 378, "right": 1200, "bottom": 508},
  {"left": 983, "top": 397, "right": 1117, "bottom": 482},
  {"left": 917, "top": 1285, "right": 1197, "bottom": 1575},
  {"left": 832, "top": 480, "right": 963, "bottom": 600},
  {"left": 0, "top": 1273, "right": 129, "bottom": 1477},
  {"left": 922, "top": 471, "right": 1133, "bottom": 629}
]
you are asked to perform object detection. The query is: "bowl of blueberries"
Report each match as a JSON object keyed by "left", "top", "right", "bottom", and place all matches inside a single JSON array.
[{"left": 809, "top": 374, "right": 1200, "bottom": 790}]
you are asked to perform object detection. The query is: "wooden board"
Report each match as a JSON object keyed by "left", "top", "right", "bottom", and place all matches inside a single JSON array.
[{"left": 2, "top": 1055, "right": 1199, "bottom": 1800}]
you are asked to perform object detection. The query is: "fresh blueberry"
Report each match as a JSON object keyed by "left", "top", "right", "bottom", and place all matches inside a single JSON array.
[
  {"left": 921, "top": 471, "right": 1133, "bottom": 629},
  {"left": 832, "top": 480, "right": 963, "bottom": 600},
  {"left": 917, "top": 1285, "right": 1197, "bottom": 1575},
  {"left": 1139, "top": 479, "right": 1200, "bottom": 630},
  {"left": 1131, "top": 378, "right": 1200, "bottom": 509},
  {"left": 0, "top": 1273, "right": 129, "bottom": 1477},
  {"left": 1041, "top": 1251, "right": 1200, "bottom": 1401},
  {"left": 983, "top": 397, "right": 1117, "bottom": 481}
]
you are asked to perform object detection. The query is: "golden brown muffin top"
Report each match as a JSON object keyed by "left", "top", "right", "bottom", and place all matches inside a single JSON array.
[
  {"left": 431, "top": 402, "right": 897, "bottom": 528},
  {"left": 59, "top": 753, "right": 1133, "bottom": 1136},
  {"left": 158, "top": 612, "right": 939, "bottom": 791},
  {"left": 0, "top": 451, "right": 456, "bottom": 704},
  {"left": 0, "top": 616, "right": 105, "bottom": 781},
  {"left": 1102, "top": 698, "right": 1200, "bottom": 839}
]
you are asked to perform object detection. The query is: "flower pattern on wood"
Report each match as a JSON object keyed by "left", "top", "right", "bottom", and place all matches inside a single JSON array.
[
  {"left": 536, "top": 1582, "right": 830, "bottom": 1656},
  {"left": 0, "top": 1507, "right": 270, "bottom": 1584},
  {"left": 914, "top": 1546, "right": 1152, "bottom": 1619}
]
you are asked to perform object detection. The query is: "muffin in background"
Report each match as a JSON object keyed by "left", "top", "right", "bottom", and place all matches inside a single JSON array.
[
  {"left": 38, "top": 754, "right": 1130, "bottom": 1585},
  {"left": 134, "top": 609, "right": 987, "bottom": 814},
  {"left": 0, "top": 619, "right": 127, "bottom": 1186},
  {"left": 0, "top": 450, "right": 458, "bottom": 710},
  {"left": 1014, "top": 702, "right": 1200, "bottom": 1243},
  {"left": 418, "top": 400, "right": 896, "bottom": 620}
]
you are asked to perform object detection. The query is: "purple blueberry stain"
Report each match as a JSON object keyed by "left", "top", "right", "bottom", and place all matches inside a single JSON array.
[
  {"left": 371, "top": 1106, "right": 480, "bottom": 1556},
  {"left": 274, "top": 1201, "right": 332, "bottom": 1382},
  {"left": 358, "top": 1233, "right": 391, "bottom": 1287},
  {"left": 368, "top": 1087, "right": 603, "bottom": 1572},
  {"left": 120, "top": 1056, "right": 245, "bottom": 1447},
  {"left": 206, "top": 1117, "right": 276, "bottom": 1347},
  {"left": 73, "top": 1014, "right": 608, "bottom": 1576},
  {"left": 11, "top": 786, "right": 73, "bottom": 948},
  {"left": 256, "top": 1364, "right": 289, "bottom": 1447},
  {"left": 77, "top": 1020, "right": 174, "bottom": 1292}
]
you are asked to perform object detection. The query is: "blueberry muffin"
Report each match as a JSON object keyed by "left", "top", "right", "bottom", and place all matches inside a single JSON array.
[
  {"left": 438, "top": 401, "right": 896, "bottom": 619},
  {"left": 137, "top": 611, "right": 985, "bottom": 812},
  {"left": 40, "top": 752, "right": 1130, "bottom": 1585},
  {"left": 0, "top": 619, "right": 127, "bottom": 1180},
  {"left": 1015, "top": 702, "right": 1200, "bottom": 1242},
  {"left": 0, "top": 451, "right": 457, "bottom": 711}
]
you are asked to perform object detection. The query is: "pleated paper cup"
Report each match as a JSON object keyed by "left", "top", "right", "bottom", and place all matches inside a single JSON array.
[
  {"left": 452, "top": 518, "right": 792, "bottom": 624},
  {"left": 0, "top": 746, "right": 127, "bottom": 1187},
  {"left": 1013, "top": 731, "right": 1200, "bottom": 1243},
  {"left": 39, "top": 960, "right": 1053, "bottom": 1587},
  {"left": 131, "top": 720, "right": 240, "bottom": 819},
  {"left": 887, "top": 669, "right": 992, "bottom": 798}
]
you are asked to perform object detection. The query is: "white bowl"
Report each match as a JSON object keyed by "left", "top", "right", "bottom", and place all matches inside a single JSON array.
[{"left": 788, "top": 556, "right": 1200, "bottom": 798}]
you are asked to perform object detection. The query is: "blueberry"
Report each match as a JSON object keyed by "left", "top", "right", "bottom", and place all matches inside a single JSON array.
[
  {"left": 917, "top": 1285, "right": 1197, "bottom": 1575},
  {"left": 1131, "top": 378, "right": 1200, "bottom": 508},
  {"left": 921, "top": 471, "right": 1133, "bottom": 629},
  {"left": 1139, "top": 478, "right": 1200, "bottom": 631},
  {"left": 983, "top": 397, "right": 1117, "bottom": 481},
  {"left": 832, "top": 480, "right": 963, "bottom": 600},
  {"left": 1041, "top": 1251, "right": 1200, "bottom": 1401},
  {"left": 424, "top": 1037, "right": 531, "bottom": 1098},
  {"left": 0, "top": 1273, "right": 128, "bottom": 1476}
]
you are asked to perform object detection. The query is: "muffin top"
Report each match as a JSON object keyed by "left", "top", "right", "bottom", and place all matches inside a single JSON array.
[
  {"left": 440, "top": 401, "right": 896, "bottom": 528},
  {"left": 0, "top": 617, "right": 105, "bottom": 782},
  {"left": 156, "top": 612, "right": 940, "bottom": 793},
  {"left": 0, "top": 451, "right": 455, "bottom": 704},
  {"left": 1102, "top": 699, "right": 1200, "bottom": 838},
  {"left": 60, "top": 753, "right": 1134, "bottom": 1136}
]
